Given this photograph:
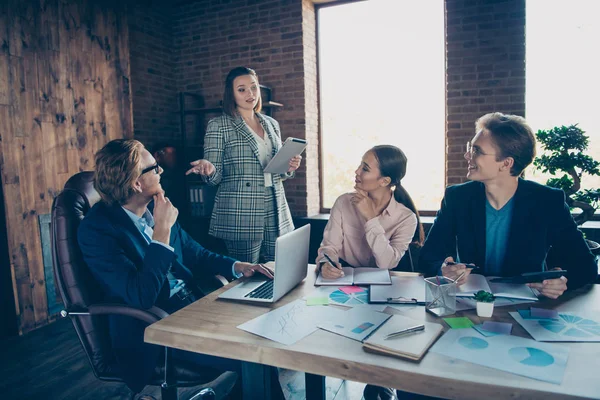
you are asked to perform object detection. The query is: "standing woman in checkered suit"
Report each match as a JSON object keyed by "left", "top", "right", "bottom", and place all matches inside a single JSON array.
[{"left": 186, "top": 67, "right": 302, "bottom": 264}]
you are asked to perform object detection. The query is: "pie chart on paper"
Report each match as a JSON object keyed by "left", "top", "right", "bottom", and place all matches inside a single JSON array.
[
  {"left": 329, "top": 288, "right": 368, "bottom": 305},
  {"left": 508, "top": 347, "right": 555, "bottom": 367}
]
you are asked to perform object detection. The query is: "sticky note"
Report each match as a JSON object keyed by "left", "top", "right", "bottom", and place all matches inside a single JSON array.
[
  {"left": 472, "top": 324, "right": 503, "bottom": 337},
  {"left": 530, "top": 307, "right": 559, "bottom": 319},
  {"left": 518, "top": 308, "right": 559, "bottom": 320},
  {"left": 306, "top": 297, "right": 329, "bottom": 306},
  {"left": 443, "top": 317, "right": 474, "bottom": 329},
  {"left": 481, "top": 321, "right": 512, "bottom": 334},
  {"left": 339, "top": 286, "right": 365, "bottom": 294}
]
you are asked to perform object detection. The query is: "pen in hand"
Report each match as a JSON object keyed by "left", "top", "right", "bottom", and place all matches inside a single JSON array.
[
  {"left": 445, "top": 261, "right": 478, "bottom": 269},
  {"left": 323, "top": 253, "right": 342, "bottom": 271}
]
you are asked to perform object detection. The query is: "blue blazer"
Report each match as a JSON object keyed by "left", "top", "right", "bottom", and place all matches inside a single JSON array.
[
  {"left": 78, "top": 201, "right": 237, "bottom": 392},
  {"left": 419, "top": 179, "right": 597, "bottom": 290}
]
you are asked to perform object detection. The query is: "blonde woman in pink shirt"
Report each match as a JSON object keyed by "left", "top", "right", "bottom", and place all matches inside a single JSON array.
[{"left": 316, "top": 145, "right": 424, "bottom": 279}]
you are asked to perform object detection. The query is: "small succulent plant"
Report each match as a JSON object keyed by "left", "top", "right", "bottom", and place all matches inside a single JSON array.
[{"left": 474, "top": 290, "right": 495, "bottom": 303}]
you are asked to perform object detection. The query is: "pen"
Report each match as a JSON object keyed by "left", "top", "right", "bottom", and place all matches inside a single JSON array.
[
  {"left": 323, "top": 254, "right": 342, "bottom": 271},
  {"left": 445, "top": 261, "right": 478, "bottom": 269},
  {"left": 385, "top": 324, "right": 425, "bottom": 340}
]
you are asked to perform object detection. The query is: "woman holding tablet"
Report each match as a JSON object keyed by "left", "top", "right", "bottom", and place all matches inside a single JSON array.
[
  {"left": 316, "top": 145, "right": 424, "bottom": 279},
  {"left": 186, "top": 67, "right": 301, "bottom": 263}
]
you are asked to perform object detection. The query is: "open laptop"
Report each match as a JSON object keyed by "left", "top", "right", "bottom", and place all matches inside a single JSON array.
[{"left": 218, "top": 224, "right": 311, "bottom": 303}]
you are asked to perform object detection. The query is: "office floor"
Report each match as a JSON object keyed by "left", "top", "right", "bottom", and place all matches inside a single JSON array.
[{"left": 0, "top": 317, "right": 367, "bottom": 400}]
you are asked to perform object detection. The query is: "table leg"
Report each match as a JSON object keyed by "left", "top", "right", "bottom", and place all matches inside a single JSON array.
[
  {"left": 241, "top": 361, "right": 273, "bottom": 400},
  {"left": 305, "top": 373, "right": 326, "bottom": 400}
]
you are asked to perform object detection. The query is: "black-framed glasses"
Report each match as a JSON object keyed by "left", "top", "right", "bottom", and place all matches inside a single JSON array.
[{"left": 141, "top": 163, "right": 160, "bottom": 175}]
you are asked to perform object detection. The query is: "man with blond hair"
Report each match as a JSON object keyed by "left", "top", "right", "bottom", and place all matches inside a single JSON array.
[{"left": 79, "top": 139, "right": 280, "bottom": 397}]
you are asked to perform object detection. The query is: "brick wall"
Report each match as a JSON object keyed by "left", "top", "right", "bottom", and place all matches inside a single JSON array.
[
  {"left": 171, "top": 0, "right": 319, "bottom": 216},
  {"left": 445, "top": 0, "right": 526, "bottom": 185},
  {"left": 128, "top": 3, "right": 179, "bottom": 150}
]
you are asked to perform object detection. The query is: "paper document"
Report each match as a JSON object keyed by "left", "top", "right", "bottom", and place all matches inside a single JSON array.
[
  {"left": 318, "top": 307, "right": 391, "bottom": 342},
  {"left": 237, "top": 299, "right": 344, "bottom": 345},
  {"left": 264, "top": 137, "right": 307, "bottom": 174},
  {"left": 369, "top": 275, "right": 425, "bottom": 303},
  {"left": 510, "top": 311, "right": 600, "bottom": 342},
  {"left": 431, "top": 328, "right": 569, "bottom": 384},
  {"left": 315, "top": 267, "right": 391, "bottom": 286},
  {"left": 457, "top": 274, "right": 538, "bottom": 301},
  {"left": 362, "top": 314, "right": 444, "bottom": 361}
]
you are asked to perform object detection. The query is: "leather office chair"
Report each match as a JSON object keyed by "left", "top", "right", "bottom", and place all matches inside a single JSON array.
[{"left": 51, "top": 171, "right": 236, "bottom": 400}]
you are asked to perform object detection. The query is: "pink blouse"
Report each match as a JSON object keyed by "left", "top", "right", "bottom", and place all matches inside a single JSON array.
[{"left": 317, "top": 193, "right": 417, "bottom": 269}]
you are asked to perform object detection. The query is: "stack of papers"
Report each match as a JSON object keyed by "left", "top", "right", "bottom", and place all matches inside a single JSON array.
[{"left": 318, "top": 307, "right": 391, "bottom": 342}]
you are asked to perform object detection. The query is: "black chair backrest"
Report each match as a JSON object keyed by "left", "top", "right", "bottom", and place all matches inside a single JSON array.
[{"left": 51, "top": 171, "right": 119, "bottom": 380}]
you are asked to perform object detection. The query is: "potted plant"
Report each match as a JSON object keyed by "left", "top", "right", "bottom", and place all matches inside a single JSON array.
[
  {"left": 474, "top": 290, "right": 495, "bottom": 318},
  {"left": 534, "top": 124, "right": 600, "bottom": 255}
]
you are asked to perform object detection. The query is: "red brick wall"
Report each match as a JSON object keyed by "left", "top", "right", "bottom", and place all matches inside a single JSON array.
[
  {"left": 128, "top": 3, "right": 178, "bottom": 149},
  {"left": 171, "top": 0, "right": 319, "bottom": 216},
  {"left": 445, "top": 0, "right": 526, "bottom": 185}
]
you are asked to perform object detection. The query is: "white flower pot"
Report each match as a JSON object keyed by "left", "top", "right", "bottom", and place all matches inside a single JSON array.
[{"left": 476, "top": 301, "right": 494, "bottom": 318}]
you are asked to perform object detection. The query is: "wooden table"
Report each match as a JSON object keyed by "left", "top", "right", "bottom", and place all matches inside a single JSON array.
[{"left": 145, "top": 268, "right": 600, "bottom": 400}]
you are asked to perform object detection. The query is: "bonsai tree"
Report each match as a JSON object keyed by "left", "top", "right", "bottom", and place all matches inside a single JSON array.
[
  {"left": 473, "top": 290, "right": 495, "bottom": 303},
  {"left": 534, "top": 124, "right": 600, "bottom": 225}
]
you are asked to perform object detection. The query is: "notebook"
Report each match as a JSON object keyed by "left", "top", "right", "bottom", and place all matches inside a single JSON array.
[
  {"left": 457, "top": 274, "right": 538, "bottom": 301},
  {"left": 317, "top": 307, "right": 392, "bottom": 342},
  {"left": 315, "top": 267, "right": 392, "bottom": 286},
  {"left": 362, "top": 314, "right": 444, "bottom": 361}
]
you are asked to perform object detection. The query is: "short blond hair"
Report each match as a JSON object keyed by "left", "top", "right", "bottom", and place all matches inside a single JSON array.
[{"left": 94, "top": 139, "right": 144, "bottom": 205}]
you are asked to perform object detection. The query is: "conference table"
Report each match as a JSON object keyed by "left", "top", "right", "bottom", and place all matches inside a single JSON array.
[{"left": 144, "top": 267, "right": 600, "bottom": 400}]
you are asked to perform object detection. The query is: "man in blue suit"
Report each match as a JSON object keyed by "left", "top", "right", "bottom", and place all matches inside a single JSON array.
[
  {"left": 78, "top": 139, "right": 278, "bottom": 395},
  {"left": 419, "top": 112, "right": 597, "bottom": 298}
]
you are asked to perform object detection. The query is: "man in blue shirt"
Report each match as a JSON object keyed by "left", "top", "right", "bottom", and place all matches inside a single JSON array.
[
  {"left": 419, "top": 112, "right": 597, "bottom": 299},
  {"left": 78, "top": 139, "right": 279, "bottom": 396}
]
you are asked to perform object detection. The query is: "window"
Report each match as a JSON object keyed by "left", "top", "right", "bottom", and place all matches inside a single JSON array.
[
  {"left": 526, "top": 0, "right": 600, "bottom": 196},
  {"left": 317, "top": 0, "right": 445, "bottom": 211}
]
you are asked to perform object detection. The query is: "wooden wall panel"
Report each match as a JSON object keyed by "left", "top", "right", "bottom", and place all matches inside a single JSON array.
[{"left": 0, "top": 0, "right": 133, "bottom": 334}]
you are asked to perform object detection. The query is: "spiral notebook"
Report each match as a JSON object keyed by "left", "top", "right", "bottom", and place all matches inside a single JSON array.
[{"left": 362, "top": 315, "right": 444, "bottom": 361}]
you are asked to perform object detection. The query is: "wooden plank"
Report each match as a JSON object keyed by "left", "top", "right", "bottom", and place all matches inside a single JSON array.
[
  {"left": 113, "top": 6, "right": 132, "bottom": 138},
  {"left": 0, "top": 2, "right": 9, "bottom": 56},
  {"left": 38, "top": 0, "right": 60, "bottom": 51},
  {"left": 0, "top": 54, "right": 8, "bottom": 105}
]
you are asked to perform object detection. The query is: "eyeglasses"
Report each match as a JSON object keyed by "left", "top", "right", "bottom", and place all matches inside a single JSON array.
[
  {"left": 141, "top": 163, "right": 160, "bottom": 175},
  {"left": 466, "top": 141, "right": 496, "bottom": 158}
]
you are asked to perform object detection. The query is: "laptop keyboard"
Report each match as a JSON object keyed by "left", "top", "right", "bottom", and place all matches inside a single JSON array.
[{"left": 245, "top": 280, "right": 274, "bottom": 299}]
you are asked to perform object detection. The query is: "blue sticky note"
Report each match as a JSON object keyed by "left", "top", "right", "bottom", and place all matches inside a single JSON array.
[
  {"left": 472, "top": 325, "right": 503, "bottom": 337},
  {"left": 481, "top": 321, "right": 512, "bottom": 334},
  {"left": 530, "top": 307, "right": 559, "bottom": 319}
]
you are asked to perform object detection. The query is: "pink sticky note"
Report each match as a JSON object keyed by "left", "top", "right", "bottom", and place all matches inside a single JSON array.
[
  {"left": 530, "top": 307, "right": 559, "bottom": 319},
  {"left": 339, "top": 286, "right": 365, "bottom": 294},
  {"left": 481, "top": 321, "right": 512, "bottom": 335}
]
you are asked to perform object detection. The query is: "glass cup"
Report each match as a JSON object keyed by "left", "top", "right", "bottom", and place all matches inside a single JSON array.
[{"left": 425, "top": 276, "right": 457, "bottom": 317}]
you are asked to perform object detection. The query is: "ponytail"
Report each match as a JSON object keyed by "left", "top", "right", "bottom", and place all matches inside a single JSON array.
[{"left": 393, "top": 184, "right": 425, "bottom": 246}]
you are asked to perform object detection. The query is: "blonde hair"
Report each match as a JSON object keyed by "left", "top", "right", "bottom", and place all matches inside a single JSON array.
[{"left": 94, "top": 139, "right": 144, "bottom": 205}]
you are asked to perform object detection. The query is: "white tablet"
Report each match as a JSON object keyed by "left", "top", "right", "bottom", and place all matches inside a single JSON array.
[{"left": 264, "top": 137, "right": 307, "bottom": 174}]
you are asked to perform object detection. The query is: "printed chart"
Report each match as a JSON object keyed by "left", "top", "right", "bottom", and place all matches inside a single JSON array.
[
  {"left": 510, "top": 311, "right": 600, "bottom": 342},
  {"left": 329, "top": 288, "right": 369, "bottom": 305},
  {"left": 431, "top": 329, "right": 569, "bottom": 384}
]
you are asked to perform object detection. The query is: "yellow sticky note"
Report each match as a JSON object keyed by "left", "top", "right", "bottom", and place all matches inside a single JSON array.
[{"left": 306, "top": 297, "right": 329, "bottom": 306}]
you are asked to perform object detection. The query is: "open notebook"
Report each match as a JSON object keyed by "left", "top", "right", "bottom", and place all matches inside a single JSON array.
[
  {"left": 363, "top": 314, "right": 444, "bottom": 361},
  {"left": 315, "top": 267, "right": 392, "bottom": 286},
  {"left": 457, "top": 274, "right": 538, "bottom": 301}
]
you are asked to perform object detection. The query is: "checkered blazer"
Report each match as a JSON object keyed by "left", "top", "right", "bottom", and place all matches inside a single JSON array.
[{"left": 203, "top": 113, "right": 295, "bottom": 241}]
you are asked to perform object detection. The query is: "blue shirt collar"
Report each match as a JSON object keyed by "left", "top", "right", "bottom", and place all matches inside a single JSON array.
[{"left": 121, "top": 207, "right": 155, "bottom": 233}]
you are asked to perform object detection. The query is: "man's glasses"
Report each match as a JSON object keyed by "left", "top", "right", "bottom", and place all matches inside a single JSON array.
[
  {"left": 141, "top": 163, "right": 160, "bottom": 175},
  {"left": 466, "top": 141, "right": 496, "bottom": 158}
]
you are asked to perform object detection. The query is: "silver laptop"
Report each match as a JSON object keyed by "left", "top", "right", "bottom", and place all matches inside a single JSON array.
[{"left": 218, "top": 224, "right": 311, "bottom": 303}]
